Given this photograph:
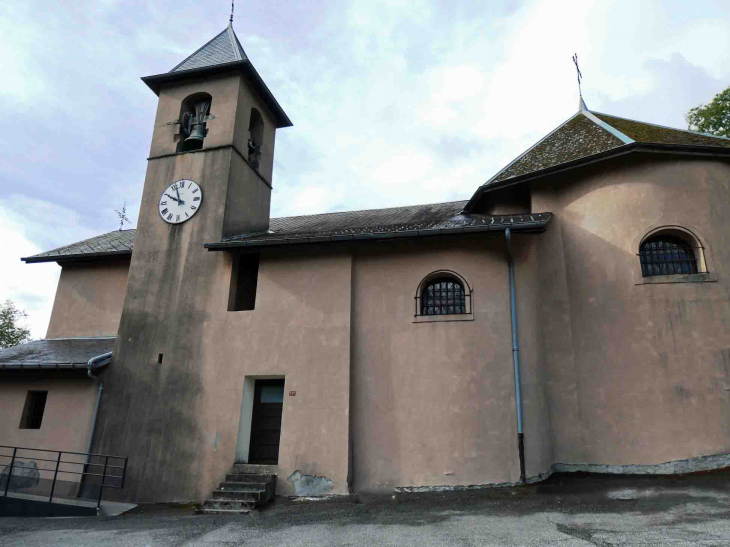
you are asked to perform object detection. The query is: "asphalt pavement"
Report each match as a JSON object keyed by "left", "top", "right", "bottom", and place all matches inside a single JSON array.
[{"left": 2, "top": 471, "right": 730, "bottom": 546}]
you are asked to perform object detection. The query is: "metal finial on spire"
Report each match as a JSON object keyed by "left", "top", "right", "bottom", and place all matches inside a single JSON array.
[
  {"left": 230, "top": 1, "right": 234, "bottom": 23},
  {"left": 572, "top": 53, "right": 583, "bottom": 99}
]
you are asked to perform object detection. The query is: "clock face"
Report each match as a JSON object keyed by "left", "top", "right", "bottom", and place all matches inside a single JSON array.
[{"left": 158, "top": 179, "right": 203, "bottom": 224}]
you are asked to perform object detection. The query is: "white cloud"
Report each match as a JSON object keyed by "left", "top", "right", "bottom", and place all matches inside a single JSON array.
[{"left": 2, "top": 0, "right": 730, "bottom": 334}]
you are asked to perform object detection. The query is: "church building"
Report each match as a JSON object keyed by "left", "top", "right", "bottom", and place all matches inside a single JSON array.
[{"left": 4, "top": 22, "right": 730, "bottom": 509}]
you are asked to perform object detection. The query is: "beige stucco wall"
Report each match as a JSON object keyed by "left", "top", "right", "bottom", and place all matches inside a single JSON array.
[
  {"left": 0, "top": 377, "right": 97, "bottom": 484},
  {"left": 46, "top": 258, "right": 130, "bottom": 339},
  {"left": 350, "top": 235, "right": 550, "bottom": 491},
  {"left": 532, "top": 154, "right": 730, "bottom": 467}
]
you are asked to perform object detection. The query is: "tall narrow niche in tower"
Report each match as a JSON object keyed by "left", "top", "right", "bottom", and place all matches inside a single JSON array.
[{"left": 248, "top": 108, "right": 264, "bottom": 169}]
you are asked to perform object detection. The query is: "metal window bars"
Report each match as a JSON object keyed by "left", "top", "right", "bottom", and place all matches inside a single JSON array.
[
  {"left": 0, "top": 445, "right": 127, "bottom": 510},
  {"left": 639, "top": 236, "right": 704, "bottom": 277},
  {"left": 415, "top": 278, "right": 469, "bottom": 316}
]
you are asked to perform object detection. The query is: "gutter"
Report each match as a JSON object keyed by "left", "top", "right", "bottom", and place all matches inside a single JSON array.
[
  {"left": 21, "top": 250, "right": 132, "bottom": 264},
  {"left": 205, "top": 219, "right": 551, "bottom": 251},
  {"left": 504, "top": 228, "right": 526, "bottom": 484}
]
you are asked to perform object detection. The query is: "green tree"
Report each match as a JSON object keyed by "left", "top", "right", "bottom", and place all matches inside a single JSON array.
[
  {"left": 0, "top": 299, "right": 32, "bottom": 349},
  {"left": 686, "top": 86, "right": 730, "bottom": 137}
]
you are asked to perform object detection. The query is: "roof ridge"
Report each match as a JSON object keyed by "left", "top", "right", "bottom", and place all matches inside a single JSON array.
[
  {"left": 228, "top": 23, "right": 247, "bottom": 61},
  {"left": 592, "top": 111, "right": 730, "bottom": 142},
  {"left": 270, "top": 200, "right": 469, "bottom": 222},
  {"left": 582, "top": 110, "right": 634, "bottom": 144}
]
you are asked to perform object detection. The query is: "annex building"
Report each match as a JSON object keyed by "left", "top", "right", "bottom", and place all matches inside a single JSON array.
[{"left": 3, "top": 22, "right": 730, "bottom": 506}]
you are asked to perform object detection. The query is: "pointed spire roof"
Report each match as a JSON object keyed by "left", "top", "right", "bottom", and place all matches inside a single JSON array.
[
  {"left": 464, "top": 104, "right": 730, "bottom": 211},
  {"left": 170, "top": 23, "right": 247, "bottom": 73},
  {"left": 141, "top": 23, "right": 292, "bottom": 128}
]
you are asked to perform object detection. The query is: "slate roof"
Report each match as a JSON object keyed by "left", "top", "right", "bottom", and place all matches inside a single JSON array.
[
  {"left": 207, "top": 202, "right": 552, "bottom": 249},
  {"left": 593, "top": 113, "right": 730, "bottom": 148},
  {"left": 170, "top": 23, "right": 247, "bottom": 73},
  {"left": 25, "top": 203, "right": 552, "bottom": 261},
  {"left": 0, "top": 337, "right": 115, "bottom": 371},
  {"left": 484, "top": 107, "right": 730, "bottom": 188},
  {"left": 141, "top": 23, "right": 292, "bottom": 128},
  {"left": 491, "top": 113, "right": 625, "bottom": 184},
  {"left": 22, "top": 230, "right": 135, "bottom": 263},
  {"left": 464, "top": 104, "right": 730, "bottom": 210}
]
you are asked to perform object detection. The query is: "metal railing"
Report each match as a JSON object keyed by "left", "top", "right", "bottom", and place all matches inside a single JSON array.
[{"left": 0, "top": 445, "right": 127, "bottom": 510}]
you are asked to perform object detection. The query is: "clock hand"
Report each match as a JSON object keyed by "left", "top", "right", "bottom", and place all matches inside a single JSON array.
[
  {"left": 175, "top": 186, "right": 183, "bottom": 205},
  {"left": 164, "top": 193, "right": 181, "bottom": 203}
]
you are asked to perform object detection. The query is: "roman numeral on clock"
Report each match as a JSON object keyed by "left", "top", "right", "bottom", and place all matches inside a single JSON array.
[{"left": 161, "top": 208, "right": 168, "bottom": 215}]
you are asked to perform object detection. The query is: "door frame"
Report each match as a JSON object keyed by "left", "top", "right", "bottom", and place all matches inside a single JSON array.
[{"left": 234, "top": 375, "right": 285, "bottom": 464}]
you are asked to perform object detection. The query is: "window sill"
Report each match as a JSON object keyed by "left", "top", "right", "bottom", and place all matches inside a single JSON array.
[
  {"left": 635, "top": 272, "right": 716, "bottom": 285},
  {"left": 413, "top": 312, "right": 474, "bottom": 324}
]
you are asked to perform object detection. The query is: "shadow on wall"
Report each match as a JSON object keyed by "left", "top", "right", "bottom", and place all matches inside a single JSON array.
[{"left": 92, "top": 307, "right": 207, "bottom": 503}]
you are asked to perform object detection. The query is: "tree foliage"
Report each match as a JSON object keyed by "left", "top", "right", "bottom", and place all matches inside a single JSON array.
[
  {"left": 686, "top": 86, "right": 730, "bottom": 138},
  {"left": 0, "top": 299, "right": 32, "bottom": 349}
]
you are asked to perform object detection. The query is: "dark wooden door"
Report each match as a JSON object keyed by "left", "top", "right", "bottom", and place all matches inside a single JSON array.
[{"left": 249, "top": 379, "right": 285, "bottom": 464}]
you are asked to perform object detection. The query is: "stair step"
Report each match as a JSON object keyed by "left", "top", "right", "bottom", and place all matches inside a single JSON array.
[
  {"left": 231, "top": 464, "right": 277, "bottom": 475},
  {"left": 212, "top": 490, "right": 261, "bottom": 502},
  {"left": 216, "top": 485, "right": 265, "bottom": 493},
  {"left": 225, "top": 473, "right": 273, "bottom": 484},
  {"left": 197, "top": 507, "right": 252, "bottom": 515},
  {"left": 203, "top": 499, "right": 257, "bottom": 511}
]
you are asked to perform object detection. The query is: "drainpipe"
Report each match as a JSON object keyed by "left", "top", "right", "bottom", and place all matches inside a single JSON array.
[
  {"left": 504, "top": 228, "right": 526, "bottom": 484},
  {"left": 77, "top": 352, "right": 111, "bottom": 497}
]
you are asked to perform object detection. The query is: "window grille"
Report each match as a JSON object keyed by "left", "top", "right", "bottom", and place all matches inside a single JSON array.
[
  {"left": 639, "top": 235, "right": 701, "bottom": 277},
  {"left": 418, "top": 277, "right": 468, "bottom": 316}
]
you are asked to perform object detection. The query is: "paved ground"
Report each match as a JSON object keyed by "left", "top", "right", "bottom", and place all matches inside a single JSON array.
[{"left": 2, "top": 472, "right": 730, "bottom": 546}]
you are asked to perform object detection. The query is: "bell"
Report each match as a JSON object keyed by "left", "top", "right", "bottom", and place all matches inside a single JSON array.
[{"left": 185, "top": 123, "right": 206, "bottom": 144}]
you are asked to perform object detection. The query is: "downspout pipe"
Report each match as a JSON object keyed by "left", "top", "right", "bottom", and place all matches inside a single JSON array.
[
  {"left": 504, "top": 228, "right": 526, "bottom": 484},
  {"left": 78, "top": 352, "right": 111, "bottom": 498}
]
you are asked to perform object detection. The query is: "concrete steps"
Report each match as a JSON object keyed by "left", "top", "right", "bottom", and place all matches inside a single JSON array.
[{"left": 198, "top": 465, "right": 276, "bottom": 515}]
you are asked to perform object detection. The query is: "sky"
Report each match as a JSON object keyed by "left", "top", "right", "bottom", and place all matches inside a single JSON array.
[{"left": 1, "top": 0, "right": 729, "bottom": 339}]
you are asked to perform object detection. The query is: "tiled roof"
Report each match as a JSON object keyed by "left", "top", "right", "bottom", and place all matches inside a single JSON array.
[
  {"left": 482, "top": 108, "right": 730, "bottom": 190},
  {"left": 22, "top": 230, "right": 135, "bottom": 263},
  {"left": 492, "top": 114, "right": 625, "bottom": 184},
  {"left": 170, "top": 23, "right": 247, "bottom": 73},
  {"left": 0, "top": 337, "right": 115, "bottom": 370},
  {"left": 593, "top": 113, "right": 730, "bottom": 148},
  {"left": 210, "top": 202, "right": 552, "bottom": 248},
  {"left": 25, "top": 204, "right": 552, "bottom": 261}
]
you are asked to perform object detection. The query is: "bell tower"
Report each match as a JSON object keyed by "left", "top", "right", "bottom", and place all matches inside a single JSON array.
[
  {"left": 91, "top": 22, "right": 292, "bottom": 502},
  {"left": 141, "top": 21, "right": 292, "bottom": 235}
]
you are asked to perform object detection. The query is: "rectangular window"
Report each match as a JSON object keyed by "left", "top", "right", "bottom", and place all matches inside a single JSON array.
[
  {"left": 19, "top": 391, "right": 48, "bottom": 429},
  {"left": 228, "top": 253, "right": 259, "bottom": 311}
]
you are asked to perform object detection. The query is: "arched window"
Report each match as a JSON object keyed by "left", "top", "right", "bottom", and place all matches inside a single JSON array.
[
  {"left": 248, "top": 108, "right": 264, "bottom": 169},
  {"left": 421, "top": 278, "right": 466, "bottom": 315},
  {"left": 415, "top": 271, "right": 472, "bottom": 317},
  {"left": 639, "top": 232, "right": 700, "bottom": 277},
  {"left": 177, "top": 92, "right": 212, "bottom": 152}
]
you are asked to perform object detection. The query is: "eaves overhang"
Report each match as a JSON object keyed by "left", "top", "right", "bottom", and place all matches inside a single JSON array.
[
  {"left": 464, "top": 142, "right": 730, "bottom": 212},
  {"left": 204, "top": 215, "right": 553, "bottom": 252},
  {"left": 21, "top": 250, "right": 132, "bottom": 264},
  {"left": 141, "top": 61, "right": 293, "bottom": 129}
]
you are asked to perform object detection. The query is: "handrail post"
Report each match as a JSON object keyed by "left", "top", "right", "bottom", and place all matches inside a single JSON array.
[
  {"left": 49, "top": 452, "right": 62, "bottom": 503},
  {"left": 121, "top": 457, "right": 128, "bottom": 489},
  {"left": 97, "top": 455, "right": 108, "bottom": 510},
  {"left": 3, "top": 447, "right": 17, "bottom": 496}
]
